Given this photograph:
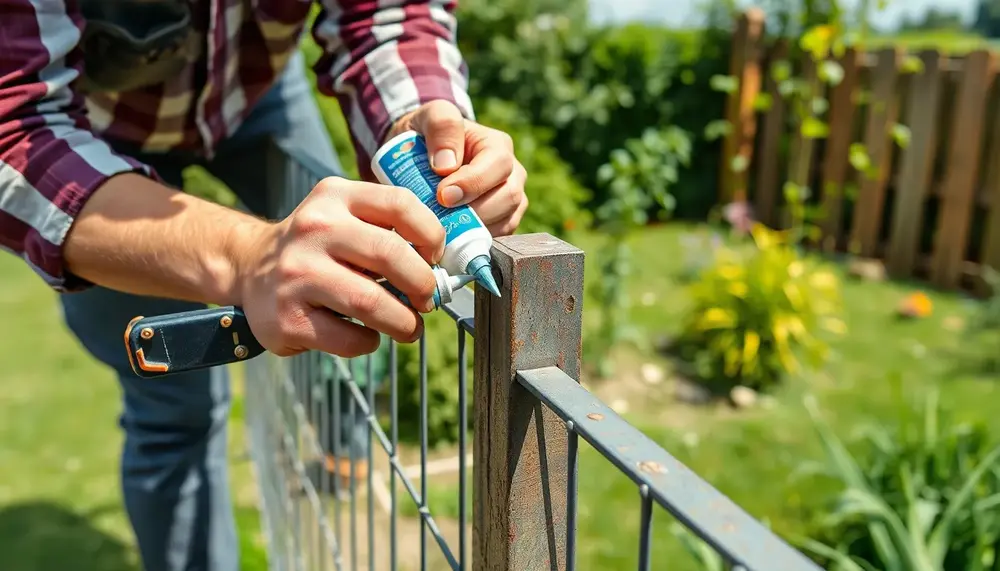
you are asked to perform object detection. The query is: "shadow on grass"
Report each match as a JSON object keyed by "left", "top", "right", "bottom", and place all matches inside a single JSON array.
[
  {"left": 0, "top": 501, "right": 269, "bottom": 571},
  {"left": 0, "top": 501, "right": 136, "bottom": 571}
]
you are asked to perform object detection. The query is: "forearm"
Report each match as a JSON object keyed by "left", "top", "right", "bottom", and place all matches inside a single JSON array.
[
  {"left": 311, "top": 0, "right": 475, "bottom": 179},
  {"left": 63, "top": 173, "right": 267, "bottom": 306}
]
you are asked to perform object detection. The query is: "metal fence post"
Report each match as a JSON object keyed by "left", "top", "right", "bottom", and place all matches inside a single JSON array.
[{"left": 473, "top": 233, "right": 585, "bottom": 571}]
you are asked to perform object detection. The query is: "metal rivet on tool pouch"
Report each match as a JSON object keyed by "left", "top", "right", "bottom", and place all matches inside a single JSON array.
[
  {"left": 140, "top": 328, "right": 154, "bottom": 340},
  {"left": 234, "top": 345, "right": 249, "bottom": 359},
  {"left": 220, "top": 315, "right": 233, "bottom": 328}
]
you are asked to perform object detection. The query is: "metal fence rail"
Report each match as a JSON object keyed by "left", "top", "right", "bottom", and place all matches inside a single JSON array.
[{"left": 241, "top": 144, "right": 823, "bottom": 570}]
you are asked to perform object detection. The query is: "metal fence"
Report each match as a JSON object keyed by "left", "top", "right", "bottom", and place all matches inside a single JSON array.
[{"left": 241, "top": 144, "right": 823, "bottom": 570}]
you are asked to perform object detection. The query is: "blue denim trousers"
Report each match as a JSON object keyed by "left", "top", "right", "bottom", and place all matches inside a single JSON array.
[{"left": 58, "top": 51, "right": 373, "bottom": 571}]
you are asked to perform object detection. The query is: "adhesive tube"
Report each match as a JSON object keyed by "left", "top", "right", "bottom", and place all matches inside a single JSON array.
[
  {"left": 379, "top": 266, "right": 475, "bottom": 310},
  {"left": 371, "top": 130, "right": 501, "bottom": 297}
]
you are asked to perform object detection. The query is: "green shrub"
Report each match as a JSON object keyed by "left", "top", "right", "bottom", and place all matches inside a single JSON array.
[
  {"left": 456, "top": 0, "right": 731, "bottom": 220},
  {"left": 800, "top": 391, "right": 1000, "bottom": 571},
  {"left": 567, "top": 23, "right": 730, "bottom": 219},
  {"left": 585, "top": 126, "right": 692, "bottom": 375},
  {"left": 675, "top": 224, "right": 845, "bottom": 393}
]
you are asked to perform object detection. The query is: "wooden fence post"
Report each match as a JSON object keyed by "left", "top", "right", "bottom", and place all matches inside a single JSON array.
[
  {"left": 754, "top": 39, "right": 789, "bottom": 228},
  {"left": 473, "top": 233, "right": 585, "bottom": 571},
  {"left": 850, "top": 47, "right": 901, "bottom": 258},
  {"left": 721, "top": 8, "right": 765, "bottom": 204},
  {"left": 885, "top": 49, "right": 943, "bottom": 279},
  {"left": 931, "top": 49, "right": 997, "bottom": 289},
  {"left": 818, "top": 46, "right": 861, "bottom": 251}
]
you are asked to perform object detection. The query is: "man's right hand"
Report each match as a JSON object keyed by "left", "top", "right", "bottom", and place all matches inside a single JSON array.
[
  {"left": 64, "top": 172, "right": 445, "bottom": 359},
  {"left": 236, "top": 176, "right": 446, "bottom": 358}
]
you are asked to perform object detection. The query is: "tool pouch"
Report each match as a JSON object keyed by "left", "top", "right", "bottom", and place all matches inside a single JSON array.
[{"left": 78, "top": 0, "right": 202, "bottom": 92}]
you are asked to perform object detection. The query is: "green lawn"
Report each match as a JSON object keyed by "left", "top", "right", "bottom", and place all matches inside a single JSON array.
[{"left": 0, "top": 253, "right": 269, "bottom": 571}]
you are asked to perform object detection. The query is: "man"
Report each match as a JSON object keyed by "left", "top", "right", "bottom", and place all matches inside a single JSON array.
[{"left": 0, "top": 1, "right": 528, "bottom": 570}]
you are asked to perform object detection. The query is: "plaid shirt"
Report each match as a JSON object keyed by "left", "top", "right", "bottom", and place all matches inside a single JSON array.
[{"left": 0, "top": 0, "right": 474, "bottom": 291}]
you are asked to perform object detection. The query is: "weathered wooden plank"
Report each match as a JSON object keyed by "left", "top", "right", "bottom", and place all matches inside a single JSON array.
[
  {"left": 819, "top": 47, "right": 862, "bottom": 251},
  {"left": 931, "top": 50, "right": 996, "bottom": 289},
  {"left": 782, "top": 54, "right": 821, "bottom": 230},
  {"left": 721, "top": 8, "right": 765, "bottom": 203},
  {"left": 850, "top": 47, "right": 901, "bottom": 257},
  {"left": 753, "top": 40, "right": 789, "bottom": 227},
  {"left": 473, "top": 233, "right": 585, "bottom": 571},
  {"left": 982, "top": 93, "right": 1000, "bottom": 290},
  {"left": 885, "top": 50, "right": 943, "bottom": 278}
]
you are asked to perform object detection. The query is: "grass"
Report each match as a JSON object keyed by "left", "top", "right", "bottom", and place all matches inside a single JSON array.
[
  {"left": 396, "top": 223, "right": 1000, "bottom": 570},
  {"left": 0, "top": 253, "right": 269, "bottom": 571}
]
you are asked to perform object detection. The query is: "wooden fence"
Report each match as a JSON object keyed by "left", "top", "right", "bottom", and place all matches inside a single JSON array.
[{"left": 722, "top": 9, "right": 1000, "bottom": 292}]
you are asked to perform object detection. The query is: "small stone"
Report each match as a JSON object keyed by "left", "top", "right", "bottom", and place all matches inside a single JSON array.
[
  {"left": 674, "top": 378, "right": 712, "bottom": 405},
  {"left": 610, "top": 399, "right": 629, "bottom": 414},
  {"left": 640, "top": 363, "right": 664, "bottom": 385},
  {"left": 943, "top": 315, "right": 965, "bottom": 332},
  {"left": 730, "top": 385, "right": 758, "bottom": 409},
  {"left": 847, "top": 257, "right": 886, "bottom": 282}
]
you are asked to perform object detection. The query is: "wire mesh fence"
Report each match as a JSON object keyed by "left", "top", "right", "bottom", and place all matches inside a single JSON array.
[{"left": 241, "top": 143, "right": 823, "bottom": 570}]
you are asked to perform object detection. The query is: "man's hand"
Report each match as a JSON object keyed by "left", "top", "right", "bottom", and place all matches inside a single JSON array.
[
  {"left": 388, "top": 100, "right": 528, "bottom": 237},
  {"left": 236, "top": 177, "right": 446, "bottom": 358}
]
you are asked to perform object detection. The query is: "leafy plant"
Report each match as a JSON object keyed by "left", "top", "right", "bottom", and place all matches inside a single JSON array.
[
  {"left": 587, "top": 127, "right": 692, "bottom": 377},
  {"left": 971, "top": 266, "right": 1000, "bottom": 333},
  {"left": 963, "top": 266, "right": 1000, "bottom": 373},
  {"left": 670, "top": 517, "right": 773, "bottom": 571},
  {"left": 676, "top": 223, "right": 845, "bottom": 392},
  {"left": 800, "top": 391, "right": 1000, "bottom": 571},
  {"left": 670, "top": 524, "right": 727, "bottom": 571}
]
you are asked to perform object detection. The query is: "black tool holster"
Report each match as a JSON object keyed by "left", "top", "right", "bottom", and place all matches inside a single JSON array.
[{"left": 78, "top": 0, "right": 202, "bottom": 92}]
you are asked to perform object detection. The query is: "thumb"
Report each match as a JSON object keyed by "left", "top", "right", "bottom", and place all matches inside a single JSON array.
[{"left": 410, "top": 100, "right": 466, "bottom": 176}]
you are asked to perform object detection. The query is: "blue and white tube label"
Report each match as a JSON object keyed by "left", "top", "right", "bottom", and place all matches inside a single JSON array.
[{"left": 375, "top": 133, "right": 480, "bottom": 245}]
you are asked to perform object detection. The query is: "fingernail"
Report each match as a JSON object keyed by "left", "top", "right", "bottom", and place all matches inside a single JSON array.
[
  {"left": 420, "top": 297, "right": 436, "bottom": 313},
  {"left": 439, "top": 185, "right": 464, "bottom": 206},
  {"left": 433, "top": 149, "right": 457, "bottom": 170}
]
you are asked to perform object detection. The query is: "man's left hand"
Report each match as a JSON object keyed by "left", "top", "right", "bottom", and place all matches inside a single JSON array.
[{"left": 387, "top": 100, "right": 528, "bottom": 237}]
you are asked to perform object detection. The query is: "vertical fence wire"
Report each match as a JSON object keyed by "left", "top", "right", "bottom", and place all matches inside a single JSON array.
[
  {"left": 457, "top": 321, "right": 469, "bottom": 570},
  {"left": 365, "top": 355, "right": 375, "bottom": 571},
  {"left": 419, "top": 336, "right": 428, "bottom": 571},
  {"left": 638, "top": 485, "right": 653, "bottom": 571},
  {"left": 390, "top": 341, "right": 399, "bottom": 571},
  {"left": 348, "top": 393, "right": 357, "bottom": 571},
  {"left": 566, "top": 422, "right": 579, "bottom": 571}
]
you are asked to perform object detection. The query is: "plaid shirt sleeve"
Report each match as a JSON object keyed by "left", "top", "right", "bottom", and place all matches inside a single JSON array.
[
  {"left": 311, "top": 0, "right": 476, "bottom": 181},
  {"left": 0, "top": 0, "right": 153, "bottom": 291}
]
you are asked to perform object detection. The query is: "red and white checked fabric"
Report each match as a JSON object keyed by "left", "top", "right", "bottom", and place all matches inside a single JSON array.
[{"left": 0, "top": 0, "right": 474, "bottom": 291}]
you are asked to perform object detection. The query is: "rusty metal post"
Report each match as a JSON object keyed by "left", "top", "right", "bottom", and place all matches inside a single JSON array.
[{"left": 472, "top": 233, "right": 585, "bottom": 571}]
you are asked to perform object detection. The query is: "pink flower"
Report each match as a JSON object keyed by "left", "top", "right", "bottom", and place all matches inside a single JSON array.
[{"left": 723, "top": 201, "right": 755, "bottom": 235}]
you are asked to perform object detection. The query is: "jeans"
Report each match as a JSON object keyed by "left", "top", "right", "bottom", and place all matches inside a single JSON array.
[{"left": 59, "top": 51, "right": 373, "bottom": 571}]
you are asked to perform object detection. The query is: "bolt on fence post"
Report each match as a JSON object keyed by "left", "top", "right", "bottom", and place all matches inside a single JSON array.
[{"left": 473, "top": 233, "right": 585, "bottom": 571}]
